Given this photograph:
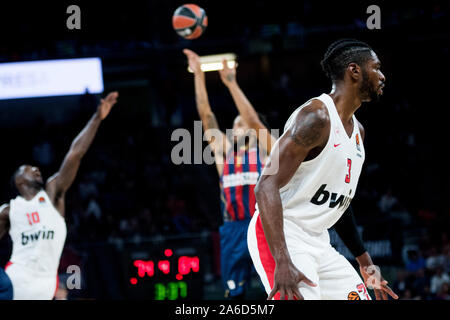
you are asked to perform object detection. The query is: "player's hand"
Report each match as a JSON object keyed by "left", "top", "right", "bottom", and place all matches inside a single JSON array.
[
  {"left": 97, "top": 91, "right": 118, "bottom": 120},
  {"left": 359, "top": 265, "right": 399, "bottom": 300},
  {"left": 183, "top": 49, "right": 203, "bottom": 75},
  {"left": 218, "top": 59, "right": 237, "bottom": 87},
  {"left": 268, "top": 260, "right": 317, "bottom": 300}
]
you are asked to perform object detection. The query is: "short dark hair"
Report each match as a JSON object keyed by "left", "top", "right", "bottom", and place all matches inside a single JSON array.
[{"left": 320, "top": 39, "right": 373, "bottom": 82}]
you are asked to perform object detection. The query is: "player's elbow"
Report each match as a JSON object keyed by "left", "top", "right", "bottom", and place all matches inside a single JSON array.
[
  {"left": 66, "top": 146, "right": 85, "bottom": 164},
  {"left": 69, "top": 139, "right": 89, "bottom": 159},
  {"left": 254, "top": 176, "right": 272, "bottom": 201}
]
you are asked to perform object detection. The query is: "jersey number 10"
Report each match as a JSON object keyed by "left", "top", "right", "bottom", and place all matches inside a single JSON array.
[{"left": 26, "top": 212, "right": 40, "bottom": 225}]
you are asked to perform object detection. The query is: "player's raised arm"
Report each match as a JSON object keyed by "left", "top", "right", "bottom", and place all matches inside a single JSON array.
[
  {"left": 0, "top": 204, "right": 10, "bottom": 240},
  {"left": 183, "top": 49, "right": 230, "bottom": 175},
  {"left": 46, "top": 92, "right": 119, "bottom": 213},
  {"left": 218, "top": 60, "right": 277, "bottom": 155},
  {"left": 255, "top": 100, "right": 329, "bottom": 300}
]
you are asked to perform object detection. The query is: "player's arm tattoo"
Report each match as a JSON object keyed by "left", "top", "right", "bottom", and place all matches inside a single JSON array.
[
  {"left": 204, "top": 112, "right": 219, "bottom": 131},
  {"left": 289, "top": 110, "right": 328, "bottom": 148},
  {"left": 226, "top": 73, "right": 235, "bottom": 82}
]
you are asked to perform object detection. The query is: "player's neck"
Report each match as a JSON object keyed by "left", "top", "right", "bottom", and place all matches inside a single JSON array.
[
  {"left": 328, "top": 83, "right": 362, "bottom": 123},
  {"left": 19, "top": 186, "right": 42, "bottom": 201}
]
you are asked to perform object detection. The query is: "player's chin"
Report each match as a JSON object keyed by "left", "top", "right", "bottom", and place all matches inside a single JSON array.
[
  {"left": 366, "top": 90, "right": 382, "bottom": 102},
  {"left": 375, "top": 91, "right": 383, "bottom": 101}
]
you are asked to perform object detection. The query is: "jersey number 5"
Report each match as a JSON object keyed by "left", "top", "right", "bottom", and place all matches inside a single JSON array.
[
  {"left": 345, "top": 158, "right": 352, "bottom": 183},
  {"left": 26, "top": 212, "right": 40, "bottom": 226}
]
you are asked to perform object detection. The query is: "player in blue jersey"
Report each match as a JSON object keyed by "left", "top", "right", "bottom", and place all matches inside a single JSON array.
[{"left": 183, "top": 49, "right": 277, "bottom": 299}]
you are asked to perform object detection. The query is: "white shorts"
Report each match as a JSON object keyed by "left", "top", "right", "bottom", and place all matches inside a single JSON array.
[
  {"left": 5, "top": 262, "right": 58, "bottom": 300},
  {"left": 247, "top": 212, "right": 371, "bottom": 300}
]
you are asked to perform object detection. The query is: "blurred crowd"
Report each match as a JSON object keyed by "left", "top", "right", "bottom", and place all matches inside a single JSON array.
[{"left": 393, "top": 235, "right": 450, "bottom": 300}]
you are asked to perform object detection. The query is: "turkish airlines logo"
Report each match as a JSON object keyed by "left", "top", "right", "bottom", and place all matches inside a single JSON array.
[
  {"left": 355, "top": 133, "right": 361, "bottom": 152},
  {"left": 222, "top": 172, "right": 259, "bottom": 188}
]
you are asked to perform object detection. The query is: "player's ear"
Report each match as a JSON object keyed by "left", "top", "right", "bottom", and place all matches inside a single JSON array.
[{"left": 347, "top": 62, "right": 361, "bottom": 81}]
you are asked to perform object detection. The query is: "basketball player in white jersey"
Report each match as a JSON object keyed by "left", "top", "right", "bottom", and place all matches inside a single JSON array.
[
  {"left": 247, "top": 39, "right": 398, "bottom": 300},
  {"left": 0, "top": 91, "right": 119, "bottom": 300}
]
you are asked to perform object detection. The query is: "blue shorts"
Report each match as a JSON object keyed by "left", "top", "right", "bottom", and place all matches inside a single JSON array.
[
  {"left": 0, "top": 268, "right": 13, "bottom": 300},
  {"left": 219, "top": 219, "right": 254, "bottom": 298}
]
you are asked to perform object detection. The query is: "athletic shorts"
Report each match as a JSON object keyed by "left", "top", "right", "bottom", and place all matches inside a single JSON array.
[
  {"left": 5, "top": 262, "right": 58, "bottom": 300},
  {"left": 0, "top": 267, "right": 13, "bottom": 300},
  {"left": 219, "top": 220, "right": 254, "bottom": 298},
  {"left": 247, "top": 212, "right": 371, "bottom": 300}
]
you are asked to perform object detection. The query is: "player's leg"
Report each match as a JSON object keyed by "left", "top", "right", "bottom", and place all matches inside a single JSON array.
[
  {"left": 219, "top": 220, "right": 252, "bottom": 298},
  {"left": 247, "top": 213, "right": 321, "bottom": 300},
  {"left": 0, "top": 268, "right": 13, "bottom": 300},
  {"left": 228, "top": 219, "right": 255, "bottom": 299},
  {"left": 318, "top": 245, "right": 371, "bottom": 300}
]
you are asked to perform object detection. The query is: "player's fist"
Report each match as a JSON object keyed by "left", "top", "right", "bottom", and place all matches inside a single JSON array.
[
  {"left": 183, "top": 49, "right": 202, "bottom": 75},
  {"left": 97, "top": 91, "right": 119, "bottom": 120}
]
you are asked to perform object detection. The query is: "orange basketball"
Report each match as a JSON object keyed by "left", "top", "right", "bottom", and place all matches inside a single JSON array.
[
  {"left": 347, "top": 291, "right": 361, "bottom": 300},
  {"left": 172, "top": 4, "right": 208, "bottom": 40}
]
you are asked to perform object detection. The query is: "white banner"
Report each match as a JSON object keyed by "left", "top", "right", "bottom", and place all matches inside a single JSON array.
[{"left": 0, "top": 58, "right": 103, "bottom": 100}]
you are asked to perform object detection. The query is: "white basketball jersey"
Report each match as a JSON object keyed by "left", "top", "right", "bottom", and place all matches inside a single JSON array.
[
  {"left": 278, "top": 93, "right": 365, "bottom": 233},
  {"left": 8, "top": 190, "right": 67, "bottom": 276}
]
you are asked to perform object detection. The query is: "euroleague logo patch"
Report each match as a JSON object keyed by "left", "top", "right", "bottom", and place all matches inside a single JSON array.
[
  {"left": 39, "top": 197, "right": 45, "bottom": 203},
  {"left": 347, "top": 291, "right": 361, "bottom": 300},
  {"left": 355, "top": 133, "right": 361, "bottom": 152}
]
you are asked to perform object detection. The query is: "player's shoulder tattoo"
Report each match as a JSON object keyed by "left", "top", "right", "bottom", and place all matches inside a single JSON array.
[{"left": 289, "top": 100, "right": 330, "bottom": 148}]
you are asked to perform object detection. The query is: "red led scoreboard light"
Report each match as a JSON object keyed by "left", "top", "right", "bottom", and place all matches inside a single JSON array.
[{"left": 125, "top": 246, "right": 203, "bottom": 300}]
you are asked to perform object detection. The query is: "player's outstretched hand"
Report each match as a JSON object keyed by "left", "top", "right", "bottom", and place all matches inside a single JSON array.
[
  {"left": 183, "top": 49, "right": 202, "bottom": 75},
  {"left": 218, "top": 59, "right": 237, "bottom": 87},
  {"left": 97, "top": 91, "right": 119, "bottom": 120},
  {"left": 359, "top": 265, "right": 399, "bottom": 300},
  {"left": 268, "top": 260, "right": 317, "bottom": 300}
]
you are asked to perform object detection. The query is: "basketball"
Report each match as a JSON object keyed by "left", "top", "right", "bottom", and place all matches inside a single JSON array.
[
  {"left": 172, "top": 4, "right": 208, "bottom": 40},
  {"left": 347, "top": 291, "right": 361, "bottom": 300}
]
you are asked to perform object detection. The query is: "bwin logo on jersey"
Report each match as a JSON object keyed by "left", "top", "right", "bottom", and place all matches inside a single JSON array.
[
  {"left": 310, "top": 184, "right": 352, "bottom": 209},
  {"left": 21, "top": 229, "right": 55, "bottom": 245}
]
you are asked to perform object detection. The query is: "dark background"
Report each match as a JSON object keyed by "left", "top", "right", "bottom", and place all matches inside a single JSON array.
[{"left": 0, "top": 0, "right": 449, "bottom": 300}]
